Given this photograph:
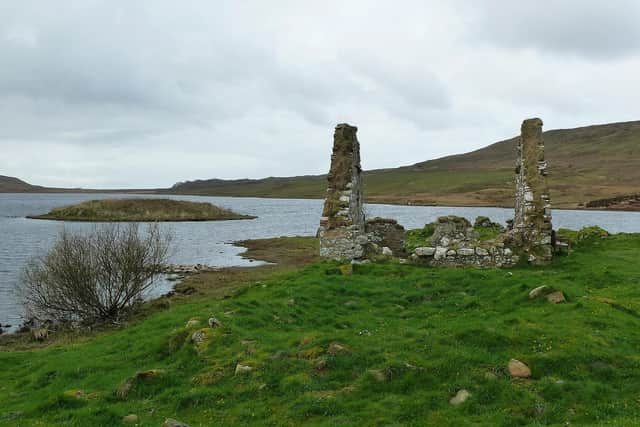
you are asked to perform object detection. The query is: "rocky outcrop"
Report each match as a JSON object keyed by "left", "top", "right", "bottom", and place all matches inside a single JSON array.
[
  {"left": 318, "top": 124, "right": 366, "bottom": 260},
  {"left": 511, "top": 118, "right": 553, "bottom": 264}
]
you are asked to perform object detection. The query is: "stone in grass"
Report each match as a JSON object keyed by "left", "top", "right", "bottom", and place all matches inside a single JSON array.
[
  {"left": 116, "top": 369, "right": 165, "bottom": 400},
  {"left": 508, "top": 359, "right": 532, "bottom": 378},
  {"left": 327, "top": 342, "right": 350, "bottom": 356},
  {"left": 163, "top": 419, "right": 191, "bottom": 427},
  {"left": 528, "top": 285, "right": 549, "bottom": 299},
  {"left": 208, "top": 317, "right": 222, "bottom": 328},
  {"left": 185, "top": 318, "right": 200, "bottom": 328},
  {"left": 449, "top": 389, "right": 471, "bottom": 405},
  {"left": 382, "top": 246, "right": 393, "bottom": 256},
  {"left": 546, "top": 291, "right": 566, "bottom": 304},
  {"left": 235, "top": 363, "right": 253, "bottom": 375},
  {"left": 122, "top": 414, "right": 139, "bottom": 424}
]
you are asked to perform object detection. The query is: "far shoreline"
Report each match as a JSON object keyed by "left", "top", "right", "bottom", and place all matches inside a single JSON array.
[{"left": 5, "top": 191, "right": 640, "bottom": 214}]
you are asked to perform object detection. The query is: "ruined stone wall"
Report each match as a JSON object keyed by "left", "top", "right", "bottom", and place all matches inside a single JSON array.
[
  {"left": 512, "top": 118, "right": 553, "bottom": 264},
  {"left": 365, "top": 218, "right": 406, "bottom": 256},
  {"left": 318, "top": 124, "right": 366, "bottom": 260},
  {"left": 408, "top": 216, "right": 518, "bottom": 268}
]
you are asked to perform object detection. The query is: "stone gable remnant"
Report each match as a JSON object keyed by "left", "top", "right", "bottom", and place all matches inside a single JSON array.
[
  {"left": 511, "top": 118, "right": 553, "bottom": 264},
  {"left": 318, "top": 124, "right": 366, "bottom": 260}
]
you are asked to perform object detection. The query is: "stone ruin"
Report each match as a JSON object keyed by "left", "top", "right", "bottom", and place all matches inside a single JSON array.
[
  {"left": 318, "top": 124, "right": 367, "bottom": 259},
  {"left": 509, "top": 118, "right": 553, "bottom": 264},
  {"left": 318, "top": 124, "right": 407, "bottom": 260},
  {"left": 318, "top": 118, "right": 556, "bottom": 266}
]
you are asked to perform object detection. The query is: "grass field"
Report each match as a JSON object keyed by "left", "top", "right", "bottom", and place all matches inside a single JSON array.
[
  {"left": 27, "top": 198, "right": 255, "bottom": 222},
  {"left": 1, "top": 233, "right": 640, "bottom": 426}
]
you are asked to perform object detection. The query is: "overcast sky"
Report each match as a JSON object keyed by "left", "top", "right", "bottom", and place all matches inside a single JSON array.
[{"left": 1, "top": 1, "right": 639, "bottom": 188}]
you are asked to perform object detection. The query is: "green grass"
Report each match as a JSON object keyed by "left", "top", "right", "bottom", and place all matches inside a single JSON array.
[
  {"left": 404, "top": 224, "right": 436, "bottom": 252},
  {"left": 2, "top": 234, "right": 640, "bottom": 426},
  {"left": 27, "top": 198, "right": 255, "bottom": 222}
]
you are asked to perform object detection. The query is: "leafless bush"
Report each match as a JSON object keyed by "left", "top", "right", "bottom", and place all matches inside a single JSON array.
[{"left": 20, "top": 223, "right": 171, "bottom": 325}]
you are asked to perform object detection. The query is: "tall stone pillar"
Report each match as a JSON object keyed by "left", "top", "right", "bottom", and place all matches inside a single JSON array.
[
  {"left": 318, "top": 123, "right": 366, "bottom": 260},
  {"left": 513, "top": 118, "right": 553, "bottom": 263}
]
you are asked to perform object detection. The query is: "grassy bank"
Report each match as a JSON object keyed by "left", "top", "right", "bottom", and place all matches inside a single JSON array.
[
  {"left": 2, "top": 234, "right": 640, "bottom": 425},
  {"left": 27, "top": 198, "right": 256, "bottom": 222}
]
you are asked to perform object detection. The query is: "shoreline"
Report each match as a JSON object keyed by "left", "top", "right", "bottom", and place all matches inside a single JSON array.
[{"left": 4, "top": 191, "right": 640, "bottom": 213}]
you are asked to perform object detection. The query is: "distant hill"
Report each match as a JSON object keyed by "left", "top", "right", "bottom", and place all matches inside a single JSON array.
[
  {"left": 171, "top": 120, "right": 640, "bottom": 208},
  {"left": 4, "top": 120, "right": 639, "bottom": 209},
  {"left": 0, "top": 175, "right": 45, "bottom": 192}
]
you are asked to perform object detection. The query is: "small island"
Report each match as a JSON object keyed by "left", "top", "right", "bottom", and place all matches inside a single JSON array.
[{"left": 27, "top": 198, "right": 256, "bottom": 222}]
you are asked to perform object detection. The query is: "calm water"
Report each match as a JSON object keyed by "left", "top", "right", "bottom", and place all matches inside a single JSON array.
[{"left": 2, "top": 193, "right": 640, "bottom": 331}]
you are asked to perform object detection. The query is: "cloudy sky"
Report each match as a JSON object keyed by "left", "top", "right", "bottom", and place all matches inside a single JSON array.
[{"left": 1, "top": 1, "right": 639, "bottom": 188}]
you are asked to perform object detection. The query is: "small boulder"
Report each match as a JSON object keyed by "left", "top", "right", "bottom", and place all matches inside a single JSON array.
[
  {"left": 163, "top": 419, "right": 191, "bottom": 427},
  {"left": 191, "top": 330, "right": 207, "bottom": 346},
  {"left": 449, "top": 389, "right": 471, "bottom": 405},
  {"left": 381, "top": 246, "right": 393, "bottom": 256},
  {"left": 528, "top": 285, "right": 548, "bottom": 299},
  {"left": 327, "top": 342, "right": 350, "bottom": 356},
  {"left": 116, "top": 369, "right": 165, "bottom": 400},
  {"left": 185, "top": 318, "right": 200, "bottom": 328},
  {"left": 508, "top": 359, "right": 531, "bottom": 378},
  {"left": 208, "top": 317, "right": 222, "bottom": 328},
  {"left": 546, "top": 291, "right": 566, "bottom": 304},
  {"left": 122, "top": 414, "right": 139, "bottom": 424},
  {"left": 235, "top": 363, "right": 253, "bottom": 375}
]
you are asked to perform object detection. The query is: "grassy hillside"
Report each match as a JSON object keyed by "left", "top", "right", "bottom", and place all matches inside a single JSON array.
[
  {"left": 0, "top": 175, "right": 44, "bottom": 192},
  {"left": 27, "top": 198, "right": 256, "bottom": 222},
  {"left": 2, "top": 234, "right": 640, "bottom": 426},
  {"left": 171, "top": 120, "right": 640, "bottom": 208}
]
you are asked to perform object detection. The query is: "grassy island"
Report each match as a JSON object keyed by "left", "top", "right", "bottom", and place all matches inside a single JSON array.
[
  {"left": 27, "top": 198, "right": 256, "bottom": 222},
  {"left": 2, "top": 233, "right": 640, "bottom": 425}
]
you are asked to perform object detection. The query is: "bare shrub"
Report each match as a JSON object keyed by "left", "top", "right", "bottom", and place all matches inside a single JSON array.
[{"left": 20, "top": 223, "right": 171, "bottom": 325}]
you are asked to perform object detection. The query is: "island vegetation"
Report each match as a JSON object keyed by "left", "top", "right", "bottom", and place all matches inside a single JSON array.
[
  {"left": 1, "top": 230, "right": 640, "bottom": 425},
  {"left": 27, "top": 198, "right": 256, "bottom": 222}
]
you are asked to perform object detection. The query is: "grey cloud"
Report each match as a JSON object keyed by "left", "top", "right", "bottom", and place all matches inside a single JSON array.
[
  {"left": 465, "top": 0, "right": 640, "bottom": 59},
  {"left": 0, "top": 1, "right": 638, "bottom": 188}
]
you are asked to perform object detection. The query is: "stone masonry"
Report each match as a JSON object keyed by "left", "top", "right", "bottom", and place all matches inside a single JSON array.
[
  {"left": 318, "top": 124, "right": 366, "bottom": 259},
  {"left": 512, "top": 118, "right": 553, "bottom": 264}
]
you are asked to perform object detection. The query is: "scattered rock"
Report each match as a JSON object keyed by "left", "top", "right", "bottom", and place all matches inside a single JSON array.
[
  {"left": 546, "top": 291, "right": 566, "bottom": 304},
  {"left": 382, "top": 246, "right": 393, "bottom": 256},
  {"left": 163, "top": 418, "right": 191, "bottom": 427},
  {"left": 314, "top": 359, "right": 328, "bottom": 372},
  {"left": 185, "top": 318, "right": 200, "bottom": 328},
  {"left": 528, "top": 285, "right": 549, "bottom": 299},
  {"left": 235, "top": 363, "right": 253, "bottom": 375},
  {"left": 508, "top": 359, "right": 532, "bottom": 378},
  {"left": 122, "top": 414, "right": 139, "bottom": 424},
  {"left": 327, "top": 342, "right": 350, "bottom": 356},
  {"left": 449, "top": 389, "right": 471, "bottom": 405},
  {"left": 116, "top": 369, "right": 165, "bottom": 400},
  {"left": 208, "top": 317, "right": 222, "bottom": 328}
]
